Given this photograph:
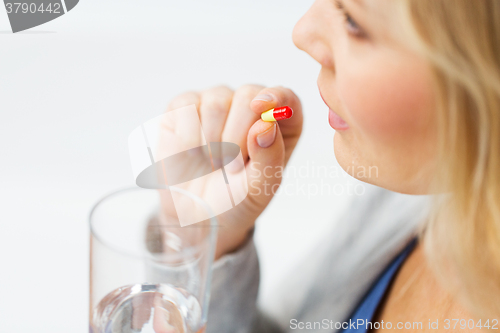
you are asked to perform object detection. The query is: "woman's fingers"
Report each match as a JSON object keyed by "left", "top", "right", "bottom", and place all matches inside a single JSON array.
[
  {"left": 199, "top": 86, "right": 233, "bottom": 144},
  {"left": 246, "top": 120, "right": 285, "bottom": 206},
  {"left": 221, "top": 84, "right": 265, "bottom": 170},
  {"left": 250, "top": 86, "right": 303, "bottom": 136},
  {"left": 162, "top": 91, "right": 203, "bottom": 154},
  {"left": 250, "top": 86, "right": 303, "bottom": 164},
  {"left": 166, "top": 91, "right": 201, "bottom": 112}
]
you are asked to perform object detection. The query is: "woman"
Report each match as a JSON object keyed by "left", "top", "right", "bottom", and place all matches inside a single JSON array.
[{"left": 166, "top": 0, "right": 500, "bottom": 331}]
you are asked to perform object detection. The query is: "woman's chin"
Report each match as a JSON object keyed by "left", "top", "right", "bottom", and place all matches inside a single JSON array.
[
  {"left": 333, "top": 134, "right": 371, "bottom": 183},
  {"left": 333, "top": 131, "right": 431, "bottom": 194},
  {"left": 333, "top": 134, "right": 391, "bottom": 191}
]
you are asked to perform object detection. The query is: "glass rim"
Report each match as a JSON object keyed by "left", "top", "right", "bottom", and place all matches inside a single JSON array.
[{"left": 88, "top": 186, "right": 219, "bottom": 260}]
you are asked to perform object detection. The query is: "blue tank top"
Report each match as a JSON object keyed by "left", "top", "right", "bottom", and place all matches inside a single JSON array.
[{"left": 341, "top": 238, "right": 418, "bottom": 333}]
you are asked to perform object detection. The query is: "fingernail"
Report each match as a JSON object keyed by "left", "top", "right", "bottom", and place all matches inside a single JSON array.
[
  {"left": 252, "top": 94, "right": 274, "bottom": 102},
  {"left": 257, "top": 123, "right": 277, "bottom": 148}
]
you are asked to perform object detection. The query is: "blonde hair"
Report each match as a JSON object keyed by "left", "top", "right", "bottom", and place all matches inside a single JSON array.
[{"left": 398, "top": 0, "right": 500, "bottom": 318}]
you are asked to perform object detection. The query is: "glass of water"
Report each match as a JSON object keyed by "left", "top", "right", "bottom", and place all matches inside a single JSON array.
[{"left": 89, "top": 187, "right": 217, "bottom": 333}]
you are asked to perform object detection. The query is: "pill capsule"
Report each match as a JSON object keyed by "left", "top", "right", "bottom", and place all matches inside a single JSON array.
[
  {"left": 260, "top": 106, "right": 293, "bottom": 121},
  {"left": 261, "top": 106, "right": 293, "bottom": 122}
]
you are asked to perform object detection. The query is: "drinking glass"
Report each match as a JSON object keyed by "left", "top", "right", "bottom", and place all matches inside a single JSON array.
[{"left": 89, "top": 187, "right": 217, "bottom": 333}]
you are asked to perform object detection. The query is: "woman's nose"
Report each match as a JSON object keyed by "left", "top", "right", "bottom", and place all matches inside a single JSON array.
[{"left": 292, "top": 1, "right": 335, "bottom": 69}]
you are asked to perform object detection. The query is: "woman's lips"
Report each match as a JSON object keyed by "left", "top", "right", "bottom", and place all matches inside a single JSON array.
[
  {"left": 319, "top": 88, "right": 349, "bottom": 131},
  {"left": 328, "top": 108, "right": 349, "bottom": 131}
]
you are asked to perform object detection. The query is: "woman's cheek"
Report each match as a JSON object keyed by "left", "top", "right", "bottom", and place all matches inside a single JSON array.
[{"left": 337, "top": 57, "right": 434, "bottom": 147}]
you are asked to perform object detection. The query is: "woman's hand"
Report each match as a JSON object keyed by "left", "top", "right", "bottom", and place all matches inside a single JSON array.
[{"left": 161, "top": 85, "right": 302, "bottom": 259}]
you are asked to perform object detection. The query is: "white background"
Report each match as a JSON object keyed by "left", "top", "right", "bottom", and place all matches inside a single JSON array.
[{"left": 0, "top": 1, "right": 368, "bottom": 331}]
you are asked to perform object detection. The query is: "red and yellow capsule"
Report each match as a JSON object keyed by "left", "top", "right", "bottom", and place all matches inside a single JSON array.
[{"left": 261, "top": 106, "right": 293, "bottom": 122}]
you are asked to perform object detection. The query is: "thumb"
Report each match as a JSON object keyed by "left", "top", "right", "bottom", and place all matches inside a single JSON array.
[{"left": 246, "top": 119, "right": 285, "bottom": 206}]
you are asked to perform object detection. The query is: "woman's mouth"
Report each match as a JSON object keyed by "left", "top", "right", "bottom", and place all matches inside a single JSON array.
[
  {"left": 319, "top": 87, "right": 349, "bottom": 131},
  {"left": 328, "top": 108, "right": 349, "bottom": 131}
]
